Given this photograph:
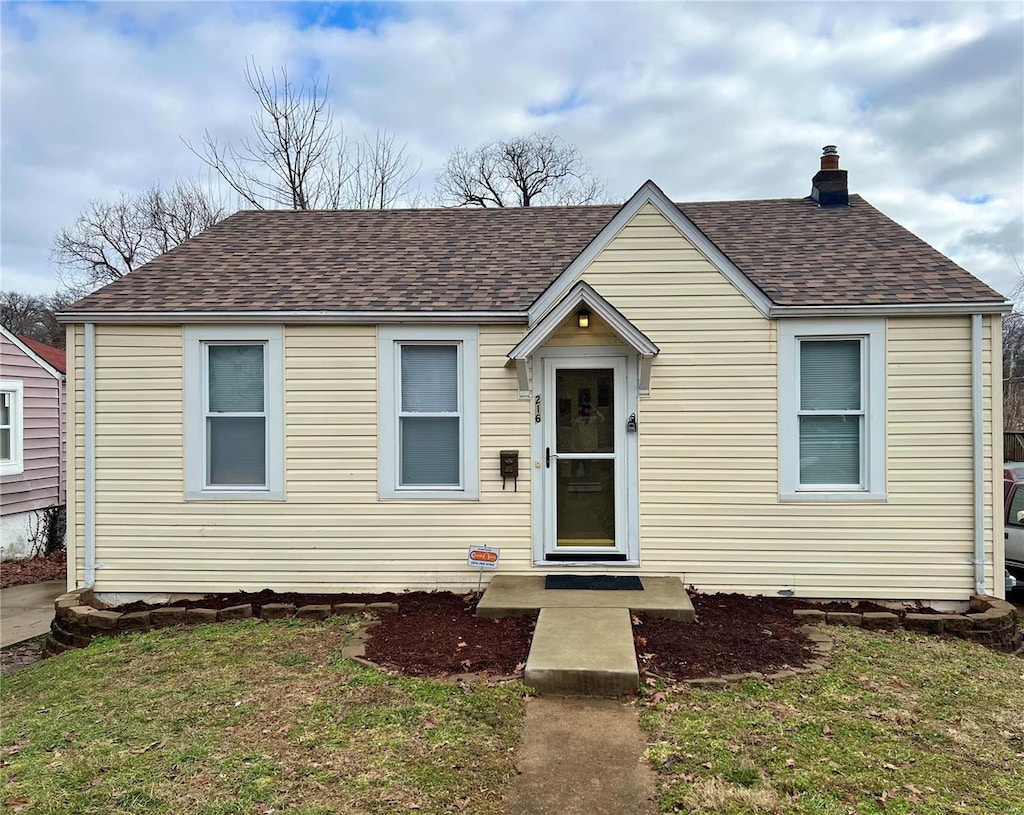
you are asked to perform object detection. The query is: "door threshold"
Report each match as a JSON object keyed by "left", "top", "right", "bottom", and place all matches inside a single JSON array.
[{"left": 544, "top": 553, "right": 629, "bottom": 562}]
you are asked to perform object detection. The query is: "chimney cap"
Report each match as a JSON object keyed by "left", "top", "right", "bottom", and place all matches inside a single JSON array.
[{"left": 822, "top": 145, "right": 839, "bottom": 157}]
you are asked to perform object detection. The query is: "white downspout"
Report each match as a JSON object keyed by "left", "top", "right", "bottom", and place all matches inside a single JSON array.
[
  {"left": 84, "top": 323, "right": 96, "bottom": 588},
  {"left": 971, "top": 314, "right": 986, "bottom": 596}
]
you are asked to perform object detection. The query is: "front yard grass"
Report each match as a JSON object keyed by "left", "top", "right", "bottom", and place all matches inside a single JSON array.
[
  {"left": 1, "top": 618, "right": 527, "bottom": 815},
  {"left": 642, "top": 627, "right": 1024, "bottom": 815}
]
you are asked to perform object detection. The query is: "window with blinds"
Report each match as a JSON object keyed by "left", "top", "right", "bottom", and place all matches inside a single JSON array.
[
  {"left": 205, "top": 343, "right": 267, "bottom": 487},
  {"left": 798, "top": 338, "right": 864, "bottom": 487},
  {"left": 399, "top": 343, "right": 461, "bottom": 487}
]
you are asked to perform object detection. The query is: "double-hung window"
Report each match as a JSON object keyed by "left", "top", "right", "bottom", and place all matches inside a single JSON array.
[
  {"left": 0, "top": 381, "right": 24, "bottom": 476},
  {"left": 184, "top": 327, "right": 284, "bottom": 500},
  {"left": 779, "top": 318, "right": 885, "bottom": 500},
  {"left": 379, "top": 327, "right": 479, "bottom": 499}
]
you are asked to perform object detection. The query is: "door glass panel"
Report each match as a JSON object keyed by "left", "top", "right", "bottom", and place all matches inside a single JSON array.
[
  {"left": 555, "top": 369, "right": 614, "bottom": 453},
  {"left": 556, "top": 459, "right": 615, "bottom": 547}
]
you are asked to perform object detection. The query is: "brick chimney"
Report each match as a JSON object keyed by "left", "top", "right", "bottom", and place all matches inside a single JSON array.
[{"left": 811, "top": 145, "right": 849, "bottom": 206}]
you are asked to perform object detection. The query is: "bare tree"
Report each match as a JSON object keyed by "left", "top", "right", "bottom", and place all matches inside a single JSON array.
[
  {"left": 187, "top": 60, "right": 419, "bottom": 210},
  {"left": 435, "top": 133, "right": 606, "bottom": 208},
  {"left": 52, "top": 181, "right": 225, "bottom": 297},
  {"left": 348, "top": 131, "right": 422, "bottom": 210},
  {"left": 1005, "top": 252, "right": 1024, "bottom": 431},
  {"left": 0, "top": 291, "right": 69, "bottom": 348}
]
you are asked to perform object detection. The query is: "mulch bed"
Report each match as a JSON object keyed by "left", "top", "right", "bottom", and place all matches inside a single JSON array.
[
  {"left": 113, "top": 589, "right": 537, "bottom": 678},
  {"left": 364, "top": 592, "right": 536, "bottom": 677},
  {"left": 0, "top": 550, "right": 66, "bottom": 589},
  {"left": 106, "top": 588, "right": 951, "bottom": 683},
  {"left": 635, "top": 593, "right": 817, "bottom": 681}
]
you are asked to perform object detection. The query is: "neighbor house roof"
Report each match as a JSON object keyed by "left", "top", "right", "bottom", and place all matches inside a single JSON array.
[
  {"left": 61, "top": 193, "right": 1004, "bottom": 316},
  {"left": 17, "top": 336, "right": 66, "bottom": 374}
]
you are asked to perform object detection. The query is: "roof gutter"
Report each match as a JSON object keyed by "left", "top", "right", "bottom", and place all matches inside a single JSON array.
[
  {"left": 769, "top": 301, "right": 1012, "bottom": 318},
  {"left": 56, "top": 310, "right": 530, "bottom": 325}
]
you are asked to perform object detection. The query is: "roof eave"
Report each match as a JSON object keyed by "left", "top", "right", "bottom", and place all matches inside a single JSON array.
[
  {"left": 56, "top": 310, "right": 531, "bottom": 325},
  {"left": 768, "top": 301, "right": 1013, "bottom": 318}
]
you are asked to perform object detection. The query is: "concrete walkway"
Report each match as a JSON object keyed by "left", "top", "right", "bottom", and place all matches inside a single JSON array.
[
  {"left": 0, "top": 580, "right": 64, "bottom": 647},
  {"left": 506, "top": 696, "right": 657, "bottom": 815}
]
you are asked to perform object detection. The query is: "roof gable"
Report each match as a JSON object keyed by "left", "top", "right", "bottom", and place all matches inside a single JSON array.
[
  {"left": 0, "top": 327, "right": 64, "bottom": 379},
  {"left": 527, "top": 180, "right": 774, "bottom": 323}
]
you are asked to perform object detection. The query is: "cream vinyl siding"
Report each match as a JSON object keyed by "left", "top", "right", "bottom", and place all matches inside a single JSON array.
[
  {"left": 71, "top": 324, "right": 531, "bottom": 593},
  {"left": 67, "top": 202, "right": 1000, "bottom": 599},
  {"left": 562, "top": 202, "right": 999, "bottom": 599}
]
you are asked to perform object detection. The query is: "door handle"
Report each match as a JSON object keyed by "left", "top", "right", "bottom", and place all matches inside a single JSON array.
[{"left": 546, "top": 447, "right": 551, "bottom": 468}]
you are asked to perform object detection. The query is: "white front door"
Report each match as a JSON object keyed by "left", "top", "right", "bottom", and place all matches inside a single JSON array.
[{"left": 540, "top": 354, "right": 629, "bottom": 562}]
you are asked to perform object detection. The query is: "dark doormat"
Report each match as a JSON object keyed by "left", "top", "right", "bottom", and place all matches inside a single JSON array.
[{"left": 545, "top": 575, "right": 644, "bottom": 591}]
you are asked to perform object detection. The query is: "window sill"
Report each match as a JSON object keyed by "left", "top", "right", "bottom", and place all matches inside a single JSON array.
[
  {"left": 380, "top": 488, "right": 479, "bottom": 501},
  {"left": 0, "top": 462, "right": 24, "bottom": 477},
  {"left": 186, "top": 489, "right": 285, "bottom": 502},
  {"left": 780, "top": 490, "right": 887, "bottom": 503}
]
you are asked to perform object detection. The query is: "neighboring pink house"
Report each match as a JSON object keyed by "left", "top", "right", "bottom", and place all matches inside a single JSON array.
[{"left": 0, "top": 326, "right": 66, "bottom": 559}]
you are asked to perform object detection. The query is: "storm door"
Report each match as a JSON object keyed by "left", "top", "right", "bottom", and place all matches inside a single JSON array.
[{"left": 542, "top": 356, "right": 628, "bottom": 560}]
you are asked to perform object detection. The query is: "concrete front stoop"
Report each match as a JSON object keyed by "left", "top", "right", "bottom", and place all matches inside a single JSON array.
[{"left": 480, "top": 576, "right": 695, "bottom": 697}]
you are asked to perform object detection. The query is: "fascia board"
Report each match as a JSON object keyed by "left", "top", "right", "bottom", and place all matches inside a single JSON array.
[
  {"left": 769, "top": 301, "right": 1012, "bottom": 318},
  {"left": 56, "top": 310, "right": 529, "bottom": 325},
  {"left": 0, "top": 325, "right": 64, "bottom": 381}
]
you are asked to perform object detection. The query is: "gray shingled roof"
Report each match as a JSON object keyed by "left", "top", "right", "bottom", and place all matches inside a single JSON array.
[{"left": 63, "top": 194, "right": 1003, "bottom": 314}]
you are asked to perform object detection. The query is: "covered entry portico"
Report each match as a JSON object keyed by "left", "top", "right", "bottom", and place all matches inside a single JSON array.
[{"left": 508, "top": 281, "right": 660, "bottom": 567}]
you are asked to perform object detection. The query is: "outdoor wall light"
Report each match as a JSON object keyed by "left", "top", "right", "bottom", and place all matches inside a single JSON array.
[{"left": 577, "top": 307, "right": 590, "bottom": 329}]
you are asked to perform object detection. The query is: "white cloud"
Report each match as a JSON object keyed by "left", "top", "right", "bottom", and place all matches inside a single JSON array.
[{"left": 1, "top": 1, "right": 1021, "bottom": 298}]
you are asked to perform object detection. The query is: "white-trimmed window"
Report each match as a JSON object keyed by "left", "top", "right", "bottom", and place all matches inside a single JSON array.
[
  {"left": 0, "top": 380, "right": 24, "bottom": 476},
  {"left": 184, "top": 327, "right": 284, "bottom": 500},
  {"left": 379, "top": 326, "right": 479, "bottom": 499},
  {"left": 779, "top": 318, "right": 886, "bottom": 501}
]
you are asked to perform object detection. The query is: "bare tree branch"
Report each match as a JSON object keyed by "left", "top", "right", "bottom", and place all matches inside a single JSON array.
[
  {"left": 348, "top": 130, "right": 422, "bottom": 210},
  {"left": 186, "top": 59, "right": 420, "bottom": 211},
  {"left": 0, "top": 291, "right": 70, "bottom": 348},
  {"left": 435, "top": 133, "right": 607, "bottom": 207},
  {"left": 52, "top": 181, "right": 225, "bottom": 297}
]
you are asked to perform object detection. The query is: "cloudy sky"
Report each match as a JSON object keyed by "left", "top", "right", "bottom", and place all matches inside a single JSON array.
[{"left": 2, "top": 1, "right": 1022, "bottom": 299}]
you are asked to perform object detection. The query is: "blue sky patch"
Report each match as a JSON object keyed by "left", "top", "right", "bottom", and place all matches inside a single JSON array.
[
  {"left": 289, "top": 2, "right": 399, "bottom": 32},
  {"left": 960, "top": 194, "right": 993, "bottom": 205},
  {"left": 528, "top": 86, "right": 585, "bottom": 118}
]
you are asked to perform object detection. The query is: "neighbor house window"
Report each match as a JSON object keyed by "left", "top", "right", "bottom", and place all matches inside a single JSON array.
[
  {"left": 0, "top": 381, "right": 24, "bottom": 476},
  {"left": 184, "top": 327, "right": 284, "bottom": 500},
  {"left": 779, "top": 319, "right": 885, "bottom": 501},
  {"left": 379, "top": 327, "right": 479, "bottom": 499}
]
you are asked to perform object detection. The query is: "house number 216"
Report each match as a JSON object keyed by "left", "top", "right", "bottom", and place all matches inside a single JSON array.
[{"left": 534, "top": 395, "right": 541, "bottom": 423}]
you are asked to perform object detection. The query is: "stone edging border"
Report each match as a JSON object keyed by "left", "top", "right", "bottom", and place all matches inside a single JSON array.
[
  {"left": 792, "top": 594, "right": 1021, "bottom": 655},
  {"left": 45, "top": 588, "right": 399, "bottom": 656}
]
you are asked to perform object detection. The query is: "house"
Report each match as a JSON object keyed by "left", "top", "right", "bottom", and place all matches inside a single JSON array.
[
  {"left": 0, "top": 327, "right": 66, "bottom": 560},
  {"left": 57, "top": 148, "right": 1011, "bottom": 604}
]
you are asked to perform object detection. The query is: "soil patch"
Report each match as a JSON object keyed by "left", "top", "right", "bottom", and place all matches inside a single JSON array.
[
  {"left": 365, "top": 592, "right": 536, "bottom": 677},
  {"left": 1, "top": 635, "right": 46, "bottom": 676},
  {"left": 0, "top": 550, "right": 66, "bottom": 589},
  {"left": 635, "top": 593, "right": 816, "bottom": 681}
]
